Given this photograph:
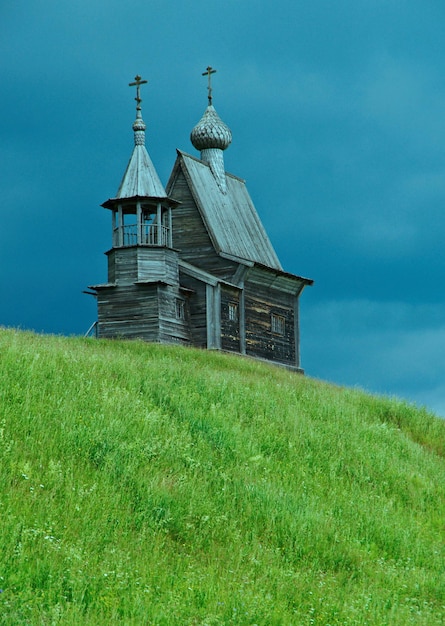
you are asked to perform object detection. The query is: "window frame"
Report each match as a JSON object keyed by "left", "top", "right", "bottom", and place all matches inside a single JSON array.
[
  {"left": 271, "top": 313, "right": 285, "bottom": 336},
  {"left": 175, "top": 298, "right": 185, "bottom": 320},
  {"left": 228, "top": 302, "right": 238, "bottom": 322}
]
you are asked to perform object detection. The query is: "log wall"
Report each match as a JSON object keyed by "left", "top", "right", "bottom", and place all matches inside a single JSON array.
[
  {"left": 97, "top": 283, "right": 191, "bottom": 345},
  {"left": 220, "top": 286, "right": 241, "bottom": 353},
  {"left": 243, "top": 282, "right": 296, "bottom": 366},
  {"left": 97, "top": 284, "right": 160, "bottom": 341},
  {"left": 169, "top": 170, "right": 238, "bottom": 280},
  {"left": 178, "top": 274, "right": 208, "bottom": 348},
  {"left": 107, "top": 247, "right": 179, "bottom": 285}
]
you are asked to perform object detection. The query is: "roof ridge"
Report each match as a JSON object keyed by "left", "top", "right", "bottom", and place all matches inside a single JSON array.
[{"left": 176, "top": 149, "right": 246, "bottom": 183}]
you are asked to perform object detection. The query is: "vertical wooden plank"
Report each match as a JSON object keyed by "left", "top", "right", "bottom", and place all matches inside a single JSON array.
[
  {"left": 137, "top": 201, "right": 142, "bottom": 245},
  {"left": 206, "top": 284, "right": 215, "bottom": 349},
  {"left": 111, "top": 210, "right": 116, "bottom": 247},
  {"left": 168, "top": 207, "right": 173, "bottom": 248},
  {"left": 220, "top": 287, "right": 241, "bottom": 353},
  {"left": 293, "top": 296, "right": 300, "bottom": 368},
  {"left": 157, "top": 203, "right": 162, "bottom": 245},
  {"left": 239, "top": 286, "right": 246, "bottom": 354},
  {"left": 215, "top": 284, "right": 221, "bottom": 350},
  {"left": 118, "top": 204, "right": 123, "bottom": 247}
]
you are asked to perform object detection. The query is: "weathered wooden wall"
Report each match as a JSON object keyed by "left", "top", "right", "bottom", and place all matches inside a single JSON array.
[
  {"left": 107, "top": 247, "right": 137, "bottom": 284},
  {"left": 107, "top": 247, "right": 179, "bottom": 285},
  {"left": 244, "top": 282, "right": 296, "bottom": 366},
  {"left": 97, "top": 284, "right": 160, "bottom": 341},
  {"left": 220, "top": 286, "right": 241, "bottom": 353},
  {"left": 178, "top": 274, "right": 208, "bottom": 348},
  {"left": 169, "top": 169, "right": 238, "bottom": 280},
  {"left": 158, "top": 284, "right": 191, "bottom": 344},
  {"left": 97, "top": 283, "right": 191, "bottom": 345}
]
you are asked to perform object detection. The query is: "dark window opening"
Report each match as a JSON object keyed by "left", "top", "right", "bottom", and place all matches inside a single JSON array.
[
  {"left": 176, "top": 299, "right": 185, "bottom": 320},
  {"left": 271, "top": 313, "right": 285, "bottom": 336},
  {"left": 228, "top": 302, "right": 238, "bottom": 322}
]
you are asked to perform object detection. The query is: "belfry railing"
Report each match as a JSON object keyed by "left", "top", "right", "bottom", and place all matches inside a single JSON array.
[{"left": 113, "top": 223, "right": 170, "bottom": 247}]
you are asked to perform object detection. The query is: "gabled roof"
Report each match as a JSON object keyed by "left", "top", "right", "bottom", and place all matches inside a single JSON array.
[{"left": 169, "top": 150, "right": 283, "bottom": 271}]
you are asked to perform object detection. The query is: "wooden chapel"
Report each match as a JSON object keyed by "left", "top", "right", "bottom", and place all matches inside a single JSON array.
[{"left": 89, "top": 71, "right": 313, "bottom": 372}]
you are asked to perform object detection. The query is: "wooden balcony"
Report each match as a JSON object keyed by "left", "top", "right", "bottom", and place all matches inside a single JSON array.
[{"left": 113, "top": 223, "right": 171, "bottom": 247}]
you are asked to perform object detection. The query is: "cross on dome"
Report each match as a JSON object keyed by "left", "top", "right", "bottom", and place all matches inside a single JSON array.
[
  {"left": 129, "top": 74, "right": 148, "bottom": 110},
  {"left": 191, "top": 66, "right": 232, "bottom": 192},
  {"left": 129, "top": 75, "right": 148, "bottom": 146},
  {"left": 202, "top": 66, "right": 216, "bottom": 105},
  {"left": 191, "top": 65, "right": 232, "bottom": 154}
]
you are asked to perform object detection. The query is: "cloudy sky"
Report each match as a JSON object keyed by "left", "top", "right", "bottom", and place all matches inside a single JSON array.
[{"left": 2, "top": 1, "right": 445, "bottom": 416}]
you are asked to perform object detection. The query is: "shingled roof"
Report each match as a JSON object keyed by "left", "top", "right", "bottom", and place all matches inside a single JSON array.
[
  {"left": 114, "top": 142, "right": 168, "bottom": 201},
  {"left": 170, "top": 150, "right": 283, "bottom": 270},
  {"left": 102, "top": 85, "right": 172, "bottom": 207}
]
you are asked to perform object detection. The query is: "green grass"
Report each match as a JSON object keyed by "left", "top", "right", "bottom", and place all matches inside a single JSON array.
[{"left": 1, "top": 328, "right": 445, "bottom": 625}]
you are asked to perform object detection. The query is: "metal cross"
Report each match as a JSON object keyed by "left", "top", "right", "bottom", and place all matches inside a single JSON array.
[
  {"left": 202, "top": 66, "right": 216, "bottom": 105},
  {"left": 129, "top": 74, "right": 148, "bottom": 109}
]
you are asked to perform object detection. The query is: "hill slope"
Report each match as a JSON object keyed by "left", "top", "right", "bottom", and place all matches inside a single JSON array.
[{"left": 1, "top": 329, "right": 445, "bottom": 625}]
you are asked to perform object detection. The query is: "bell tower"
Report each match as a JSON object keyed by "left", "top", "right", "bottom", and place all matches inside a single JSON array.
[
  {"left": 102, "top": 76, "right": 176, "bottom": 252},
  {"left": 90, "top": 76, "right": 190, "bottom": 344}
]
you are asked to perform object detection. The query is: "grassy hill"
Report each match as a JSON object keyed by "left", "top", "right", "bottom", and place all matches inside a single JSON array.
[{"left": 1, "top": 328, "right": 445, "bottom": 625}]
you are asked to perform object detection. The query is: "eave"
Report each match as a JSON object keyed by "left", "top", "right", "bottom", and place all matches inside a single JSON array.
[{"left": 102, "top": 195, "right": 180, "bottom": 210}]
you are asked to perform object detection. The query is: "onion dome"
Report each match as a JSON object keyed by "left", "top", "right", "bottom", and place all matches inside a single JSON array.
[
  {"left": 190, "top": 104, "right": 232, "bottom": 151},
  {"left": 191, "top": 66, "right": 232, "bottom": 193}
]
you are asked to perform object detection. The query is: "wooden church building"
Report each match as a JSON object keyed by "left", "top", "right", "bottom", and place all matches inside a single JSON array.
[{"left": 89, "top": 71, "right": 313, "bottom": 372}]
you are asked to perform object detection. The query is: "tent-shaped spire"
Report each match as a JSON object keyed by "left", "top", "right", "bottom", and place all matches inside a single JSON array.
[{"left": 103, "top": 75, "right": 170, "bottom": 206}]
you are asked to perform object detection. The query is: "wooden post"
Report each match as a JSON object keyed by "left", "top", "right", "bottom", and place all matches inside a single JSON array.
[
  {"left": 168, "top": 207, "right": 173, "bottom": 248},
  {"left": 294, "top": 296, "right": 300, "bottom": 368},
  {"left": 215, "top": 284, "right": 221, "bottom": 349},
  {"left": 206, "top": 284, "right": 221, "bottom": 349},
  {"left": 239, "top": 287, "right": 246, "bottom": 354},
  {"left": 157, "top": 203, "right": 162, "bottom": 245},
  {"left": 118, "top": 205, "right": 123, "bottom": 247},
  {"left": 136, "top": 202, "right": 142, "bottom": 245},
  {"left": 206, "top": 284, "right": 215, "bottom": 348},
  {"left": 112, "top": 210, "right": 116, "bottom": 246}
]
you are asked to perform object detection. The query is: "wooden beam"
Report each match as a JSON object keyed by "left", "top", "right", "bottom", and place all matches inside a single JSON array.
[
  {"left": 168, "top": 207, "right": 173, "bottom": 247},
  {"left": 294, "top": 297, "right": 300, "bottom": 369},
  {"left": 118, "top": 205, "right": 123, "bottom": 247},
  {"left": 206, "top": 284, "right": 215, "bottom": 348},
  {"left": 137, "top": 202, "right": 142, "bottom": 245},
  {"left": 157, "top": 203, "right": 162, "bottom": 245},
  {"left": 239, "top": 287, "right": 246, "bottom": 355}
]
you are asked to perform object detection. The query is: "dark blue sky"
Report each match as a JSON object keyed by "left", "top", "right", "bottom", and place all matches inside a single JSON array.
[{"left": 2, "top": 1, "right": 445, "bottom": 415}]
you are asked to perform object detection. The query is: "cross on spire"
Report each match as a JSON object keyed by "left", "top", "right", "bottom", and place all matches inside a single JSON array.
[
  {"left": 129, "top": 74, "right": 148, "bottom": 110},
  {"left": 202, "top": 66, "right": 216, "bottom": 105}
]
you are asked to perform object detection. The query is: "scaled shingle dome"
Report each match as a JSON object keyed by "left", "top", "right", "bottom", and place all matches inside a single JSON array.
[{"left": 190, "top": 105, "right": 232, "bottom": 151}]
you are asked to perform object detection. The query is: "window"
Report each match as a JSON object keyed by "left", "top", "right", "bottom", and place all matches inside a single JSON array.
[
  {"left": 228, "top": 302, "right": 238, "bottom": 322},
  {"left": 175, "top": 299, "right": 185, "bottom": 320},
  {"left": 271, "top": 313, "right": 285, "bottom": 336}
]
